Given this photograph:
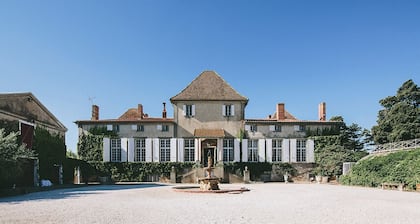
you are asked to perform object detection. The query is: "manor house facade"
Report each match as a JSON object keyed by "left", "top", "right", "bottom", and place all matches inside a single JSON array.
[{"left": 75, "top": 71, "right": 341, "bottom": 165}]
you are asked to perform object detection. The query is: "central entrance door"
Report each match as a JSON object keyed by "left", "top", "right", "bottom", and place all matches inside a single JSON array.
[{"left": 202, "top": 148, "right": 215, "bottom": 167}]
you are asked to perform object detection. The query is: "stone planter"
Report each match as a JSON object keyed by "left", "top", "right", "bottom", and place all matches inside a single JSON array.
[
  {"left": 416, "top": 184, "right": 420, "bottom": 192},
  {"left": 321, "top": 176, "right": 329, "bottom": 183}
]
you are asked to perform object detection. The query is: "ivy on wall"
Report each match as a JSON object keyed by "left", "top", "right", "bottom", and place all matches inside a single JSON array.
[{"left": 78, "top": 126, "right": 117, "bottom": 162}]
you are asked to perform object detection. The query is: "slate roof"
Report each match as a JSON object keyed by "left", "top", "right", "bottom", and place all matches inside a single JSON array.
[{"left": 170, "top": 71, "right": 248, "bottom": 102}]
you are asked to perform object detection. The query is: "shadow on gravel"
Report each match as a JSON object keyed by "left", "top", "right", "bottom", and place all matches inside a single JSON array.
[{"left": 0, "top": 183, "right": 167, "bottom": 203}]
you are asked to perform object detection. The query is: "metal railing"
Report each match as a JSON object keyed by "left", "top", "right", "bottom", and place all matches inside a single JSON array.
[{"left": 371, "top": 138, "right": 420, "bottom": 154}]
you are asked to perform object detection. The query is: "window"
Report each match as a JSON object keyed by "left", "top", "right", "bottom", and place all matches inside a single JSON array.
[
  {"left": 294, "top": 125, "right": 305, "bottom": 132},
  {"left": 160, "top": 138, "right": 171, "bottom": 162},
  {"left": 223, "top": 105, "right": 234, "bottom": 117},
  {"left": 184, "top": 139, "right": 195, "bottom": 162},
  {"left": 269, "top": 125, "right": 282, "bottom": 132},
  {"left": 184, "top": 105, "right": 195, "bottom": 117},
  {"left": 223, "top": 139, "right": 234, "bottom": 162},
  {"left": 134, "top": 138, "right": 146, "bottom": 162},
  {"left": 132, "top": 125, "right": 144, "bottom": 132},
  {"left": 297, "top": 139, "right": 306, "bottom": 162},
  {"left": 250, "top": 125, "right": 257, "bottom": 132},
  {"left": 157, "top": 125, "right": 169, "bottom": 132},
  {"left": 107, "top": 124, "right": 113, "bottom": 131},
  {"left": 110, "top": 139, "right": 121, "bottom": 162},
  {"left": 248, "top": 139, "right": 258, "bottom": 162},
  {"left": 272, "top": 139, "right": 282, "bottom": 162}
]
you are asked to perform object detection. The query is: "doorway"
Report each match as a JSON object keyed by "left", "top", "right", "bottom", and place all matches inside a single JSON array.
[{"left": 202, "top": 148, "right": 215, "bottom": 167}]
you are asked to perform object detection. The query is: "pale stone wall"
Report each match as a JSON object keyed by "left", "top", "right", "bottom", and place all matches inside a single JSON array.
[{"left": 173, "top": 101, "right": 245, "bottom": 138}]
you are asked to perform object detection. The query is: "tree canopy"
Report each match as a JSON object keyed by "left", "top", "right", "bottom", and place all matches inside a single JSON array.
[{"left": 372, "top": 79, "right": 420, "bottom": 144}]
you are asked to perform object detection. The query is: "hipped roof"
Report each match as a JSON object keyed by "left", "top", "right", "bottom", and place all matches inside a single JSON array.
[{"left": 170, "top": 71, "right": 248, "bottom": 102}]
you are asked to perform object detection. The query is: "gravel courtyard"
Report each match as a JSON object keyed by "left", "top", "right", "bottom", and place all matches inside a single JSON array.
[{"left": 0, "top": 183, "right": 419, "bottom": 224}]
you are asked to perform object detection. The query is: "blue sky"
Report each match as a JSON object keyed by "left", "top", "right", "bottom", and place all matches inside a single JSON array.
[{"left": 0, "top": 1, "right": 419, "bottom": 152}]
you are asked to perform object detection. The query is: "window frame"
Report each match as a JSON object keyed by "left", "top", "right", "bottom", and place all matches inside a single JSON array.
[
  {"left": 110, "top": 138, "right": 121, "bottom": 162},
  {"left": 296, "top": 139, "right": 307, "bottom": 162},
  {"left": 184, "top": 139, "right": 195, "bottom": 162},
  {"left": 223, "top": 139, "right": 234, "bottom": 162},
  {"left": 159, "top": 138, "right": 171, "bottom": 162},
  {"left": 248, "top": 139, "right": 259, "bottom": 162},
  {"left": 134, "top": 138, "right": 146, "bottom": 162},
  {"left": 272, "top": 139, "right": 282, "bottom": 162}
]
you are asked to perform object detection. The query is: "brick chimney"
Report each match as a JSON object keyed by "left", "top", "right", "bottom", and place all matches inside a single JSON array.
[
  {"left": 318, "top": 102, "right": 326, "bottom": 121},
  {"left": 138, "top": 104, "right": 144, "bottom": 119},
  {"left": 276, "top": 103, "right": 285, "bottom": 120},
  {"left": 162, "top": 102, "right": 167, "bottom": 119},
  {"left": 91, "top": 105, "right": 99, "bottom": 120}
]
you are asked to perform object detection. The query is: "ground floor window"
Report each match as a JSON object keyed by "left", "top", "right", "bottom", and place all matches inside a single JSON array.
[
  {"left": 272, "top": 139, "right": 282, "bottom": 162},
  {"left": 248, "top": 139, "right": 258, "bottom": 162},
  {"left": 297, "top": 139, "right": 306, "bottom": 162},
  {"left": 184, "top": 139, "right": 195, "bottom": 162},
  {"left": 160, "top": 138, "right": 171, "bottom": 162},
  {"left": 223, "top": 139, "right": 234, "bottom": 162},
  {"left": 134, "top": 138, "right": 146, "bottom": 162},
  {"left": 110, "top": 139, "right": 121, "bottom": 162}
]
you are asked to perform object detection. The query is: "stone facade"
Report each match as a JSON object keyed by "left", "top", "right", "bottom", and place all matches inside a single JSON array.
[{"left": 75, "top": 71, "right": 341, "bottom": 165}]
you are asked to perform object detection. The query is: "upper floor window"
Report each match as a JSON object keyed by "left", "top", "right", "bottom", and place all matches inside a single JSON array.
[
  {"left": 132, "top": 125, "right": 144, "bottom": 132},
  {"left": 245, "top": 124, "right": 257, "bottom": 132},
  {"left": 157, "top": 124, "right": 169, "bottom": 132},
  {"left": 222, "top": 105, "right": 235, "bottom": 117},
  {"left": 183, "top": 104, "right": 195, "bottom": 117},
  {"left": 294, "top": 125, "right": 305, "bottom": 132},
  {"left": 269, "top": 125, "right": 282, "bottom": 132}
]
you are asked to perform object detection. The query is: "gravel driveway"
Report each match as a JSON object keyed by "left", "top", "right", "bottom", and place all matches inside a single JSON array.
[{"left": 0, "top": 183, "right": 419, "bottom": 224}]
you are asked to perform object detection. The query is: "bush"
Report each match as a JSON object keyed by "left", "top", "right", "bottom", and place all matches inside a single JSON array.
[{"left": 341, "top": 148, "right": 420, "bottom": 190}]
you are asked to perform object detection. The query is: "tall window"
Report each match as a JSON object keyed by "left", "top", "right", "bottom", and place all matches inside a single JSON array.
[
  {"left": 297, "top": 139, "right": 307, "bottom": 162},
  {"left": 223, "top": 139, "right": 234, "bottom": 162},
  {"left": 134, "top": 138, "right": 146, "bottom": 162},
  {"left": 160, "top": 138, "right": 171, "bottom": 162},
  {"left": 248, "top": 139, "right": 258, "bottom": 162},
  {"left": 184, "top": 139, "right": 195, "bottom": 162},
  {"left": 185, "top": 105, "right": 194, "bottom": 117},
  {"left": 272, "top": 139, "right": 282, "bottom": 162},
  {"left": 110, "top": 139, "right": 121, "bottom": 162},
  {"left": 223, "top": 105, "right": 234, "bottom": 117}
]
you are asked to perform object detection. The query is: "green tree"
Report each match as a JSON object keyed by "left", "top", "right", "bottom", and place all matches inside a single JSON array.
[{"left": 372, "top": 79, "right": 420, "bottom": 144}]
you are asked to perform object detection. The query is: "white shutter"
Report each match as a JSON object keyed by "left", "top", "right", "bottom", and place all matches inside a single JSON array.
[
  {"left": 194, "top": 138, "right": 200, "bottom": 162},
  {"left": 191, "top": 105, "right": 196, "bottom": 116},
  {"left": 106, "top": 124, "right": 113, "bottom": 131},
  {"left": 231, "top": 105, "right": 235, "bottom": 116},
  {"left": 121, "top": 138, "right": 128, "bottom": 162},
  {"left": 290, "top": 139, "right": 297, "bottom": 162},
  {"left": 242, "top": 139, "right": 248, "bottom": 162},
  {"left": 222, "top": 105, "right": 226, "bottom": 116},
  {"left": 217, "top": 138, "right": 223, "bottom": 163},
  {"left": 294, "top": 125, "right": 300, "bottom": 131},
  {"left": 234, "top": 139, "right": 240, "bottom": 162},
  {"left": 182, "top": 105, "right": 186, "bottom": 116},
  {"left": 306, "top": 139, "right": 315, "bottom": 163},
  {"left": 153, "top": 138, "right": 160, "bottom": 162},
  {"left": 157, "top": 125, "right": 162, "bottom": 131},
  {"left": 269, "top": 125, "right": 275, "bottom": 131},
  {"left": 245, "top": 125, "right": 251, "bottom": 131},
  {"left": 145, "top": 138, "right": 153, "bottom": 162},
  {"left": 170, "top": 138, "right": 177, "bottom": 162},
  {"left": 103, "top": 138, "right": 110, "bottom": 162},
  {"left": 282, "top": 139, "right": 290, "bottom": 162},
  {"left": 128, "top": 138, "right": 135, "bottom": 162},
  {"left": 178, "top": 138, "right": 184, "bottom": 162},
  {"left": 266, "top": 139, "right": 273, "bottom": 162},
  {"left": 258, "top": 139, "right": 266, "bottom": 162}
]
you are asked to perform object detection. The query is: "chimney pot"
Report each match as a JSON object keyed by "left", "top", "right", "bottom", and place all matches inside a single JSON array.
[{"left": 162, "top": 102, "right": 167, "bottom": 119}]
